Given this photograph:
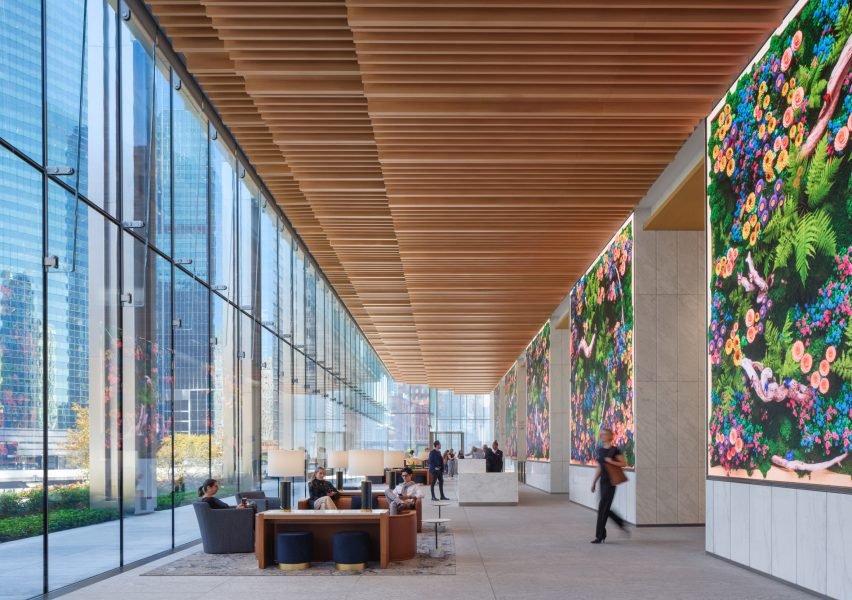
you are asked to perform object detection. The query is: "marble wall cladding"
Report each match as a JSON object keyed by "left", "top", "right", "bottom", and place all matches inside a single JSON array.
[
  {"left": 796, "top": 490, "right": 827, "bottom": 595},
  {"left": 635, "top": 294, "right": 658, "bottom": 381},
  {"left": 770, "top": 486, "right": 797, "bottom": 584},
  {"left": 708, "top": 479, "right": 848, "bottom": 599},
  {"left": 826, "top": 493, "right": 852, "bottom": 600},
  {"left": 525, "top": 461, "right": 552, "bottom": 494},
  {"left": 748, "top": 484, "right": 772, "bottom": 574},
  {"left": 656, "top": 231, "right": 679, "bottom": 294},
  {"left": 712, "top": 480, "right": 732, "bottom": 559},
  {"left": 729, "top": 483, "right": 750, "bottom": 566}
]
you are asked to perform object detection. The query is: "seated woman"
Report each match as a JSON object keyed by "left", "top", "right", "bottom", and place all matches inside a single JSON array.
[
  {"left": 308, "top": 466, "right": 339, "bottom": 510},
  {"left": 198, "top": 478, "right": 248, "bottom": 509}
]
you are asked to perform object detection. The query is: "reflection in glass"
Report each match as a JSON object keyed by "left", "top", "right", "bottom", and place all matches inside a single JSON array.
[
  {"left": 121, "top": 234, "right": 173, "bottom": 563},
  {"left": 0, "top": 147, "right": 44, "bottom": 599}
]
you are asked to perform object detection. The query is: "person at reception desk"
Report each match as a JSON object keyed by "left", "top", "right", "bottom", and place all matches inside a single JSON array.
[
  {"left": 447, "top": 449, "right": 458, "bottom": 478},
  {"left": 429, "top": 440, "right": 449, "bottom": 501},
  {"left": 486, "top": 441, "right": 503, "bottom": 472},
  {"left": 385, "top": 467, "right": 424, "bottom": 514},
  {"left": 308, "top": 466, "right": 340, "bottom": 510}
]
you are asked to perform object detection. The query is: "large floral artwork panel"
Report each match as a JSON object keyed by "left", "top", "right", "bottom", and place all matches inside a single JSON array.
[
  {"left": 570, "top": 220, "right": 634, "bottom": 466},
  {"left": 526, "top": 322, "right": 550, "bottom": 461},
  {"left": 502, "top": 364, "right": 519, "bottom": 459},
  {"left": 707, "top": 0, "right": 852, "bottom": 487}
]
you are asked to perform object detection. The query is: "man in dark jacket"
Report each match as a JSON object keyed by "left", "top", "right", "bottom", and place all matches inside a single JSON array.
[
  {"left": 429, "top": 440, "right": 449, "bottom": 501},
  {"left": 490, "top": 441, "right": 504, "bottom": 472}
]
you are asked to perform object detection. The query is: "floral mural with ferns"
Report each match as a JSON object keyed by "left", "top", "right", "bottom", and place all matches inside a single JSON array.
[
  {"left": 501, "top": 364, "right": 519, "bottom": 459},
  {"left": 570, "top": 220, "right": 634, "bottom": 467},
  {"left": 708, "top": 0, "right": 852, "bottom": 486}
]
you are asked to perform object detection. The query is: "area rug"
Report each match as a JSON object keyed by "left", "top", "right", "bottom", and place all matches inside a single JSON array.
[{"left": 143, "top": 533, "right": 455, "bottom": 576}]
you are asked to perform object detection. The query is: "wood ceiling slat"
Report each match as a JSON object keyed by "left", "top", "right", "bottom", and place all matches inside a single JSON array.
[{"left": 146, "top": 0, "right": 792, "bottom": 392}]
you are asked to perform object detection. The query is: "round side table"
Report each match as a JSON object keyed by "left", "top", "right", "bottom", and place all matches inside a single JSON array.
[
  {"left": 422, "top": 517, "right": 450, "bottom": 555},
  {"left": 433, "top": 501, "right": 451, "bottom": 519}
]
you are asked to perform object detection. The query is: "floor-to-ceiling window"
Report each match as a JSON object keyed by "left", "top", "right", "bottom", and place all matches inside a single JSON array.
[{"left": 0, "top": 2, "right": 402, "bottom": 597}]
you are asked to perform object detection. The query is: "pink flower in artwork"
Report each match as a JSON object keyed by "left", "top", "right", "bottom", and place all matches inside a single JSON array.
[
  {"left": 791, "top": 30, "right": 803, "bottom": 51},
  {"left": 781, "top": 47, "right": 793, "bottom": 71},
  {"left": 835, "top": 126, "right": 849, "bottom": 152}
]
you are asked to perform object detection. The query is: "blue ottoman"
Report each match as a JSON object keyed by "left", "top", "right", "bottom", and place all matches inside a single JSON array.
[
  {"left": 276, "top": 531, "right": 312, "bottom": 570},
  {"left": 332, "top": 530, "right": 370, "bottom": 571},
  {"left": 349, "top": 496, "right": 362, "bottom": 510}
]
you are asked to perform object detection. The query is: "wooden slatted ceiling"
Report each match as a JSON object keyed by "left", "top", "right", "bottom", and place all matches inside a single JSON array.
[{"left": 146, "top": 0, "right": 793, "bottom": 392}]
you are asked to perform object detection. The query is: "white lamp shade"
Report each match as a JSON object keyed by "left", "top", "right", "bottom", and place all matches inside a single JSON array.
[
  {"left": 384, "top": 450, "right": 405, "bottom": 469},
  {"left": 417, "top": 450, "right": 430, "bottom": 461},
  {"left": 327, "top": 450, "right": 348, "bottom": 469},
  {"left": 267, "top": 449, "right": 305, "bottom": 477},
  {"left": 347, "top": 449, "right": 384, "bottom": 477}
]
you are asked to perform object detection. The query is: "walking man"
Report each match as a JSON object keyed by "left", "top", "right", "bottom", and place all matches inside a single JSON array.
[{"left": 429, "top": 440, "right": 449, "bottom": 501}]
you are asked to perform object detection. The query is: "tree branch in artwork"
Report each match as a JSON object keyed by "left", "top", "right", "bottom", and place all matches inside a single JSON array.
[
  {"left": 740, "top": 357, "right": 811, "bottom": 403},
  {"left": 737, "top": 251, "right": 774, "bottom": 304},
  {"left": 800, "top": 34, "right": 852, "bottom": 158},
  {"left": 771, "top": 451, "right": 848, "bottom": 473}
]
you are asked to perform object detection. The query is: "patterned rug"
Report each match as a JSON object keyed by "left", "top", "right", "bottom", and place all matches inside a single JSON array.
[{"left": 144, "top": 533, "right": 455, "bottom": 576}]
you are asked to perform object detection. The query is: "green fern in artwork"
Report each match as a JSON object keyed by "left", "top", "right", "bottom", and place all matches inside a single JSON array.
[
  {"left": 805, "top": 138, "right": 840, "bottom": 207},
  {"left": 832, "top": 351, "right": 852, "bottom": 383},
  {"left": 773, "top": 208, "right": 836, "bottom": 285}
]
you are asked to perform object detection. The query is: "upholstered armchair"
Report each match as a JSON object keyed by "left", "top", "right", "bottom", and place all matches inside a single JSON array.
[
  {"left": 234, "top": 490, "right": 281, "bottom": 512},
  {"left": 387, "top": 509, "right": 417, "bottom": 562},
  {"left": 193, "top": 502, "right": 254, "bottom": 553}
]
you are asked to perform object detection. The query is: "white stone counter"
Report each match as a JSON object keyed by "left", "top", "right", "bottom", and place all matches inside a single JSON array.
[
  {"left": 457, "top": 472, "right": 519, "bottom": 506},
  {"left": 457, "top": 458, "right": 486, "bottom": 473}
]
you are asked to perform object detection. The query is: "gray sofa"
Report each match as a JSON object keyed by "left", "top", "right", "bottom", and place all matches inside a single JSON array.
[
  {"left": 234, "top": 490, "right": 281, "bottom": 512},
  {"left": 193, "top": 501, "right": 255, "bottom": 554}
]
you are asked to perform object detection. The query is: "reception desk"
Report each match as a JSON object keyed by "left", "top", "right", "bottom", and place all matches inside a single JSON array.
[
  {"left": 457, "top": 472, "right": 518, "bottom": 506},
  {"left": 457, "top": 458, "right": 486, "bottom": 473}
]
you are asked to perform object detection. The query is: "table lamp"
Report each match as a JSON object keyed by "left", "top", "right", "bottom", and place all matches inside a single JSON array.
[
  {"left": 347, "top": 449, "right": 384, "bottom": 511},
  {"left": 267, "top": 449, "right": 304, "bottom": 511},
  {"left": 384, "top": 450, "right": 405, "bottom": 488},
  {"left": 327, "top": 450, "right": 348, "bottom": 490}
]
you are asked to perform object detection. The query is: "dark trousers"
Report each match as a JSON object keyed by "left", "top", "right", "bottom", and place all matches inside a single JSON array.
[
  {"left": 430, "top": 469, "right": 445, "bottom": 499},
  {"left": 595, "top": 481, "right": 624, "bottom": 540}
]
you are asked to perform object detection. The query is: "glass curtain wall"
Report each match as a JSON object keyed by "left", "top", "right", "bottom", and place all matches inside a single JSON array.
[{"left": 0, "top": 1, "right": 398, "bottom": 597}]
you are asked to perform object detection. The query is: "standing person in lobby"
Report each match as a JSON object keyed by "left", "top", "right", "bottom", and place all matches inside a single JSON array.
[
  {"left": 429, "top": 440, "right": 449, "bottom": 501},
  {"left": 590, "top": 428, "right": 628, "bottom": 543},
  {"left": 487, "top": 441, "right": 504, "bottom": 472}
]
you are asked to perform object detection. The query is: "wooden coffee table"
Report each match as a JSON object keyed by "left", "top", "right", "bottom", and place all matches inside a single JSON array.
[{"left": 255, "top": 509, "right": 390, "bottom": 569}]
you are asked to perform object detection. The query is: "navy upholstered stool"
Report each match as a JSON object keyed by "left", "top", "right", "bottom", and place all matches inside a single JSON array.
[
  {"left": 349, "top": 496, "right": 362, "bottom": 510},
  {"left": 276, "top": 531, "right": 312, "bottom": 570},
  {"left": 332, "top": 531, "right": 370, "bottom": 571}
]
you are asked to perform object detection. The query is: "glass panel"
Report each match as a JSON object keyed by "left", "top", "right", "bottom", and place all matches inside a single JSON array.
[
  {"left": 46, "top": 185, "right": 121, "bottom": 590},
  {"left": 172, "top": 86, "right": 208, "bottom": 280},
  {"left": 0, "top": 1, "right": 42, "bottom": 162},
  {"left": 293, "top": 245, "right": 304, "bottom": 350},
  {"left": 238, "top": 313, "right": 260, "bottom": 490},
  {"left": 210, "top": 136, "right": 236, "bottom": 302},
  {"left": 121, "top": 234, "right": 173, "bottom": 562},
  {"left": 172, "top": 269, "right": 210, "bottom": 545},
  {"left": 47, "top": 0, "right": 117, "bottom": 214},
  {"left": 278, "top": 228, "right": 292, "bottom": 339},
  {"left": 120, "top": 23, "right": 170, "bottom": 254},
  {"left": 0, "top": 146, "right": 44, "bottom": 599},
  {"left": 210, "top": 295, "right": 237, "bottom": 498},
  {"left": 238, "top": 178, "right": 259, "bottom": 313},
  {"left": 259, "top": 327, "right": 277, "bottom": 496},
  {"left": 259, "top": 204, "right": 277, "bottom": 332}
]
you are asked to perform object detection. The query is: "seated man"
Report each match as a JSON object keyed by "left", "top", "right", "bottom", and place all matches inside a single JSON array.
[{"left": 385, "top": 467, "right": 424, "bottom": 515}]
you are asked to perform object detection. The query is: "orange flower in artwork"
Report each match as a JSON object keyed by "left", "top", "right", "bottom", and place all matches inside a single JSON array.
[
  {"left": 746, "top": 326, "right": 757, "bottom": 344},
  {"left": 745, "top": 308, "right": 755, "bottom": 327},
  {"left": 826, "top": 346, "right": 837, "bottom": 363},
  {"left": 819, "top": 377, "right": 830, "bottom": 395},
  {"left": 819, "top": 359, "right": 830, "bottom": 377},
  {"left": 791, "top": 340, "right": 805, "bottom": 362},
  {"left": 810, "top": 372, "right": 821, "bottom": 388},
  {"left": 801, "top": 352, "right": 813, "bottom": 373}
]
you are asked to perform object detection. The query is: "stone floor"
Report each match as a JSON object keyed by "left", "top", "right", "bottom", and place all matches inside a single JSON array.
[{"left": 57, "top": 479, "right": 813, "bottom": 600}]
